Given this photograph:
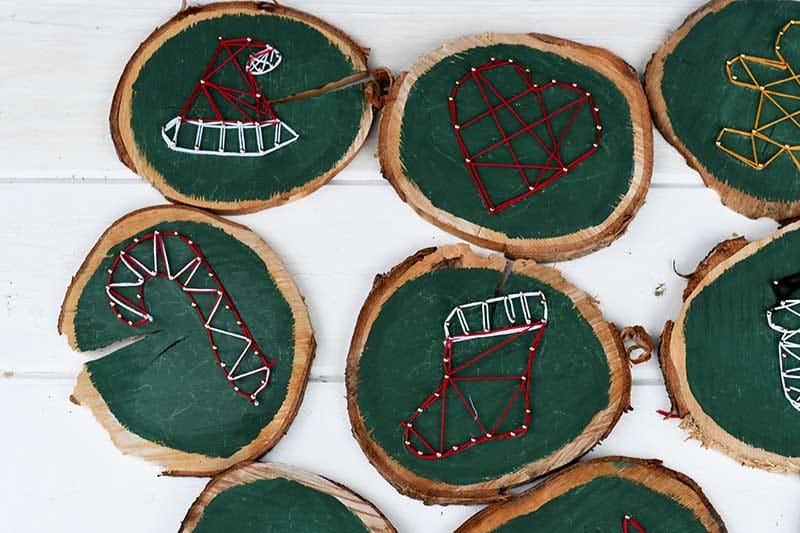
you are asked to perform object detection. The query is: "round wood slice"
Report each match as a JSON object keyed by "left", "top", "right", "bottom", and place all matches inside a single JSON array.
[
  {"left": 455, "top": 457, "right": 726, "bottom": 532},
  {"left": 346, "top": 244, "right": 631, "bottom": 504},
  {"left": 661, "top": 220, "right": 800, "bottom": 472},
  {"left": 378, "top": 33, "right": 652, "bottom": 261},
  {"left": 646, "top": 0, "right": 800, "bottom": 221},
  {"left": 111, "top": 1, "right": 376, "bottom": 214},
  {"left": 58, "top": 206, "right": 314, "bottom": 475},
  {"left": 180, "top": 462, "right": 396, "bottom": 532}
]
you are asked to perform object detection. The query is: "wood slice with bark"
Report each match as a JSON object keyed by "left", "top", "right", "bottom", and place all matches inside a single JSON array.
[
  {"left": 661, "top": 220, "right": 800, "bottom": 472},
  {"left": 346, "top": 244, "right": 631, "bottom": 504},
  {"left": 455, "top": 457, "right": 726, "bottom": 532},
  {"left": 646, "top": 0, "right": 800, "bottom": 221},
  {"left": 378, "top": 33, "right": 652, "bottom": 261},
  {"left": 58, "top": 206, "right": 314, "bottom": 475},
  {"left": 180, "top": 462, "right": 396, "bottom": 532},
  {"left": 111, "top": 1, "right": 381, "bottom": 214}
]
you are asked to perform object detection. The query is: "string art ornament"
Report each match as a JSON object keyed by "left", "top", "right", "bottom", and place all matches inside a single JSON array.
[
  {"left": 162, "top": 37, "right": 299, "bottom": 157},
  {"left": 716, "top": 20, "right": 800, "bottom": 170},
  {"left": 622, "top": 515, "right": 647, "bottom": 533},
  {"left": 766, "top": 271, "right": 800, "bottom": 411},
  {"left": 401, "top": 291, "right": 547, "bottom": 459},
  {"left": 450, "top": 58, "right": 602, "bottom": 213},
  {"left": 453, "top": 457, "right": 725, "bottom": 532},
  {"left": 179, "top": 463, "right": 398, "bottom": 533},
  {"left": 105, "top": 229, "right": 274, "bottom": 405}
]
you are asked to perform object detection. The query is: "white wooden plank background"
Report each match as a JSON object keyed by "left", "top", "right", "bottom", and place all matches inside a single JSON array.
[{"left": 0, "top": 1, "right": 798, "bottom": 531}]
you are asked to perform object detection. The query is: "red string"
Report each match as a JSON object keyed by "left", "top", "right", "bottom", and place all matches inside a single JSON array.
[
  {"left": 623, "top": 515, "right": 647, "bottom": 533},
  {"left": 449, "top": 58, "right": 602, "bottom": 214},
  {"left": 178, "top": 38, "right": 278, "bottom": 125},
  {"left": 105, "top": 231, "right": 275, "bottom": 404},
  {"left": 401, "top": 322, "right": 546, "bottom": 460},
  {"left": 656, "top": 409, "right": 683, "bottom": 420}
]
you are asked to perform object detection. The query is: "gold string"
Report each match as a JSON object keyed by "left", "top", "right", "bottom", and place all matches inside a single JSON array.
[{"left": 717, "top": 20, "right": 800, "bottom": 171}]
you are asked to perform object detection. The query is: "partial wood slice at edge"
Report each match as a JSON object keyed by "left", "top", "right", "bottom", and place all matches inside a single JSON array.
[
  {"left": 110, "top": 1, "right": 376, "bottom": 215},
  {"left": 454, "top": 456, "right": 727, "bottom": 533},
  {"left": 180, "top": 461, "right": 397, "bottom": 533},
  {"left": 57, "top": 205, "right": 316, "bottom": 476},
  {"left": 644, "top": 0, "right": 800, "bottom": 222},
  {"left": 660, "top": 221, "right": 800, "bottom": 472},
  {"left": 378, "top": 32, "right": 653, "bottom": 262},
  {"left": 345, "top": 244, "right": 631, "bottom": 504}
]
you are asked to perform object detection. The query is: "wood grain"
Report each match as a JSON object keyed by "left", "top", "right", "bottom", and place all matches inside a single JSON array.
[
  {"left": 378, "top": 33, "right": 652, "bottom": 261},
  {"left": 645, "top": 0, "right": 800, "bottom": 221},
  {"left": 58, "top": 205, "right": 315, "bottom": 475},
  {"left": 345, "top": 244, "right": 631, "bottom": 504},
  {"left": 180, "top": 462, "right": 396, "bottom": 532},
  {"left": 454, "top": 456, "right": 726, "bottom": 532},
  {"left": 110, "top": 1, "right": 375, "bottom": 214},
  {"left": 5, "top": 1, "right": 800, "bottom": 531},
  {"left": 661, "top": 220, "right": 800, "bottom": 472}
]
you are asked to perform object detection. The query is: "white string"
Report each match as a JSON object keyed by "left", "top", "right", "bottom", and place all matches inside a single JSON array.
[
  {"left": 246, "top": 45, "right": 282, "bottom": 75},
  {"left": 767, "top": 298, "right": 800, "bottom": 410},
  {"left": 162, "top": 118, "right": 299, "bottom": 157},
  {"left": 444, "top": 291, "right": 547, "bottom": 340},
  {"left": 160, "top": 41, "right": 299, "bottom": 157},
  {"left": 105, "top": 230, "right": 271, "bottom": 405}
]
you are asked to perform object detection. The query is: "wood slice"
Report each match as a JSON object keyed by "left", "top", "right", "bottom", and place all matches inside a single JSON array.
[
  {"left": 661, "top": 220, "right": 800, "bottom": 472},
  {"left": 455, "top": 457, "right": 726, "bottom": 532},
  {"left": 111, "top": 1, "right": 376, "bottom": 214},
  {"left": 346, "top": 245, "right": 631, "bottom": 504},
  {"left": 646, "top": 0, "right": 800, "bottom": 221},
  {"left": 58, "top": 206, "right": 314, "bottom": 475},
  {"left": 180, "top": 462, "right": 396, "bottom": 532},
  {"left": 378, "top": 33, "right": 652, "bottom": 261}
]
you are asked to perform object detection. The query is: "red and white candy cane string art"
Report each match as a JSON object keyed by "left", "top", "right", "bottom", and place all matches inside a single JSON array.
[{"left": 105, "top": 230, "right": 274, "bottom": 405}]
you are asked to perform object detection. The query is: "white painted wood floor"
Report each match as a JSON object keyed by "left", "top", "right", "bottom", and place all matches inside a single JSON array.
[{"left": 0, "top": 1, "right": 797, "bottom": 531}]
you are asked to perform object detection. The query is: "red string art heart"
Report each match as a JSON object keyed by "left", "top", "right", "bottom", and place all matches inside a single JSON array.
[{"left": 449, "top": 58, "right": 602, "bottom": 214}]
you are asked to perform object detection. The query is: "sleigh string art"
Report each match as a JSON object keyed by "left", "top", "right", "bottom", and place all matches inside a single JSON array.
[
  {"left": 449, "top": 58, "right": 602, "bottom": 213},
  {"left": 401, "top": 291, "right": 548, "bottom": 459},
  {"left": 161, "top": 37, "right": 299, "bottom": 157}
]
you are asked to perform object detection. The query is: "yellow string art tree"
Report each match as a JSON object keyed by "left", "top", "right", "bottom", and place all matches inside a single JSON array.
[{"left": 717, "top": 20, "right": 800, "bottom": 170}]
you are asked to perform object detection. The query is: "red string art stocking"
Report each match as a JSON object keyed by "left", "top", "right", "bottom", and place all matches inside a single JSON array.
[
  {"left": 449, "top": 58, "right": 602, "bottom": 213},
  {"left": 622, "top": 515, "right": 647, "bottom": 533},
  {"left": 105, "top": 230, "right": 274, "bottom": 405},
  {"left": 161, "top": 37, "right": 299, "bottom": 157},
  {"left": 401, "top": 292, "right": 548, "bottom": 459}
]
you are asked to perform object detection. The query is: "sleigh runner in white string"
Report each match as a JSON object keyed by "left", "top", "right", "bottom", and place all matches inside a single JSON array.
[
  {"left": 402, "top": 291, "right": 548, "bottom": 459},
  {"left": 161, "top": 37, "right": 299, "bottom": 157},
  {"left": 105, "top": 229, "right": 274, "bottom": 405},
  {"left": 767, "top": 273, "right": 800, "bottom": 411}
]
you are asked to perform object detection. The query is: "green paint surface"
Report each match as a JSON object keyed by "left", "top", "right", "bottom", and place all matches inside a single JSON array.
[
  {"left": 356, "top": 268, "right": 612, "bottom": 485},
  {"left": 399, "top": 44, "right": 635, "bottom": 239},
  {"left": 684, "top": 228, "right": 800, "bottom": 456},
  {"left": 129, "top": 14, "right": 366, "bottom": 203},
  {"left": 661, "top": 0, "right": 800, "bottom": 201},
  {"left": 194, "top": 478, "right": 369, "bottom": 533},
  {"left": 495, "top": 469, "right": 706, "bottom": 532},
  {"left": 74, "top": 221, "right": 295, "bottom": 458}
]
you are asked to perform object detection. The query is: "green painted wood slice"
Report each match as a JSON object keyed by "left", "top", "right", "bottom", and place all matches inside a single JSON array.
[
  {"left": 454, "top": 457, "right": 726, "bottom": 532},
  {"left": 661, "top": 221, "right": 800, "bottom": 472},
  {"left": 346, "top": 245, "right": 631, "bottom": 504},
  {"left": 111, "top": 2, "right": 377, "bottom": 213},
  {"left": 58, "top": 206, "right": 314, "bottom": 475},
  {"left": 647, "top": 0, "right": 800, "bottom": 221},
  {"left": 180, "top": 462, "right": 396, "bottom": 533},
  {"left": 378, "top": 33, "right": 652, "bottom": 261}
]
